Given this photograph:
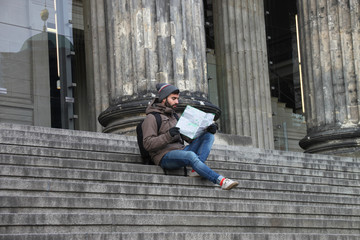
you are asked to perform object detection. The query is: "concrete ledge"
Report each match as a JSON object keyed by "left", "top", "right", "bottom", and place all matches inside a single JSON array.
[
  {"left": 1, "top": 123, "right": 358, "bottom": 164},
  {"left": 2, "top": 165, "right": 359, "bottom": 195},
  {"left": 2, "top": 178, "right": 359, "bottom": 206},
  {"left": 214, "top": 133, "right": 252, "bottom": 147},
  {"left": 2, "top": 154, "right": 358, "bottom": 180},
  {"left": 1, "top": 233, "right": 360, "bottom": 240},
  {"left": 2, "top": 196, "right": 359, "bottom": 217},
  {"left": 2, "top": 213, "right": 360, "bottom": 233}
]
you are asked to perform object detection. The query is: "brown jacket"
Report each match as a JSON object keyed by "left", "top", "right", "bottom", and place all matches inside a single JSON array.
[{"left": 142, "top": 99, "right": 186, "bottom": 165}]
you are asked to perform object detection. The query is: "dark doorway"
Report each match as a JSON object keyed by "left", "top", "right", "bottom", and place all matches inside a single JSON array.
[
  {"left": 264, "top": 0, "right": 301, "bottom": 113},
  {"left": 48, "top": 33, "right": 62, "bottom": 128}
]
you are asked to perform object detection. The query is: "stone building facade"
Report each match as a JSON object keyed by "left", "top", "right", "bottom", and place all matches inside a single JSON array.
[
  {"left": 0, "top": 0, "right": 359, "bottom": 156},
  {"left": 297, "top": 0, "right": 360, "bottom": 156},
  {"left": 85, "top": 0, "right": 274, "bottom": 149}
]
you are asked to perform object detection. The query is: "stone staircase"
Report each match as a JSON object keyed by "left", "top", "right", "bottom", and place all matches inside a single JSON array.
[{"left": 0, "top": 123, "right": 359, "bottom": 239}]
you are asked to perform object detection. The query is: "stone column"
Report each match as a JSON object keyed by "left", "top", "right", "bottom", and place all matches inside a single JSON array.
[
  {"left": 83, "top": 0, "right": 109, "bottom": 132},
  {"left": 213, "top": 0, "right": 274, "bottom": 149},
  {"left": 90, "top": 0, "right": 220, "bottom": 134},
  {"left": 297, "top": 0, "right": 360, "bottom": 155}
]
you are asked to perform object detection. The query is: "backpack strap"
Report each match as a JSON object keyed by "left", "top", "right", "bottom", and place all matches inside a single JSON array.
[
  {"left": 174, "top": 112, "right": 179, "bottom": 121},
  {"left": 149, "top": 111, "right": 178, "bottom": 131},
  {"left": 149, "top": 112, "right": 162, "bottom": 132}
]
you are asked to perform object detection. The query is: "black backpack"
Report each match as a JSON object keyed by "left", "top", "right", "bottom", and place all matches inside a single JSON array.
[{"left": 136, "top": 112, "right": 162, "bottom": 165}]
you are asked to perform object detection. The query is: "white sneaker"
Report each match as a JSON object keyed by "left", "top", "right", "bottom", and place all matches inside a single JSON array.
[
  {"left": 188, "top": 169, "right": 201, "bottom": 177},
  {"left": 221, "top": 178, "right": 239, "bottom": 190}
]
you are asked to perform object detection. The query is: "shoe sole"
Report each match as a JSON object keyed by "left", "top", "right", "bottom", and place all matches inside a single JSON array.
[{"left": 222, "top": 181, "right": 239, "bottom": 190}]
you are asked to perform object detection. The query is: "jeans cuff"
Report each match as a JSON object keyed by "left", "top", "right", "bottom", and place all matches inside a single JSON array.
[{"left": 216, "top": 175, "right": 224, "bottom": 185}]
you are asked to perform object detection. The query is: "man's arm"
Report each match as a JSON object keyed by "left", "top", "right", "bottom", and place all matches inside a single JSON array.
[{"left": 142, "top": 114, "right": 180, "bottom": 152}]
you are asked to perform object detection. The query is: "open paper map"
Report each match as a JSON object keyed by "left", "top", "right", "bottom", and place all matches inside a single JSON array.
[{"left": 176, "top": 105, "right": 215, "bottom": 139}]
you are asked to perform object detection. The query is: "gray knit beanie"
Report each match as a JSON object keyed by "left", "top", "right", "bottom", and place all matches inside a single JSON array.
[{"left": 156, "top": 83, "right": 179, "bottom": 101}]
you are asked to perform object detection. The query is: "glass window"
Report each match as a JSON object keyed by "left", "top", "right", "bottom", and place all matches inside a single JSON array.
[{"left": 0, "top": 0, "right": 86, "bottom": 129}]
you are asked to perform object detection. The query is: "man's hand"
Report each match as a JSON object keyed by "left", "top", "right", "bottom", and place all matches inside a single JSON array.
[
  {"left": 207, "top": 124, "right": 218, "bottom": 134},
  {"left": 169, "top": 127, "right": 180, "bottom": 137}
]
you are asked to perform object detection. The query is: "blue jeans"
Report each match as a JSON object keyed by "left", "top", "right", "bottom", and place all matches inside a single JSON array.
[{"left": 160, "top": 132, "right": 223, "bottom": 184}]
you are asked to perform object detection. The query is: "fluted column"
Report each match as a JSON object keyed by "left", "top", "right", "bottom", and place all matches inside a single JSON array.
[
  {"left": 297, "top": 0, "right": 360, "bottom": 155},
  {"left": 213, "top": 0, "right": 274, "bottom": 149},
  {"left": 91, "top": 0, "right": 220, "bottom": 133}
]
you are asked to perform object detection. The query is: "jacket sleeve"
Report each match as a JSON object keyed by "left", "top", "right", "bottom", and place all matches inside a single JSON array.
[{"left": 142, "top": 114, "right": 180, "bottom": 152}]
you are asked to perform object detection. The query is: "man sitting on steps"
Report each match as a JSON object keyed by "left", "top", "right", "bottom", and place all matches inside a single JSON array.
[{"left": 142, "top": 83, "right": 239, "bottom": 190}]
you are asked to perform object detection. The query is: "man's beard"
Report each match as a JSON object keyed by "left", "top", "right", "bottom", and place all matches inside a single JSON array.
[{"left": 165, "top": 100, "right": 177, "bottom": 109}]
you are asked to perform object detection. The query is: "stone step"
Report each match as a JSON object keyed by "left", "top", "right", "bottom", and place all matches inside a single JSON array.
[
  {"left": 0, "top": 123, "right": 251, "bottom": 152},
  {"left": 0, "top": 124, "right": 250, "bottom": 152},
  {"left": 1, "top": 154, "right": 358, "bottom": 181},
  {"left": 1, "top": 142, "right": 360, "bottom": 175},
  {"left": 0, "top": 136, "right": 138, "bottom": 155},
  {"left": 0, "top": 232, "right": 359, "bottom": 240},
  {"left": 209, "top": 147, "right": 359, "bottom": 167},
  {"left": 208, "top": 160, "right": 360, "bottom": 180},
  {"left": 1, "top": 233, "right": 359, "bottom": 240},
  {"left": 1, "top": 160, "right": 360, "bottom": 191},
  {"left": 0, "top": 129, "right": 138, "bottom": 148},
  {"left": 1, "top": 123, "right": 359, "bottom": 237},
  {"left": 2, "top": 178, "right": 359, "bottom": 206},
  {"left": 0, "top": 144, "right": 141, "bottom": 164},
  {"left": 1, "top": 213, "right": 359, "bottom": 234},
  {"left": 1, "top": 165, "right": 360, "bottom": 196},
  {"left": 210, "top": 154, "right": 360, "bottom": 177},
  {"left": 0, "top": 129, "right": 360, "bottom": 172},
  {"left": 0, "top": 129, "right": 352, "bottom": 162},
  {"left": 1, "top": 196, "right": 359, "bottom": 219},
  {"left": 0, "top": 130, "right": 255, "bottom": 161},
  {"left": 0, "top": 154, "right": 163, "bottom": 175},
  {"left": 0, "top": 123, "right": 132, "bottom": 142},
  {"left": 1, "top": 122, "right": 358, "bottom": 165}
]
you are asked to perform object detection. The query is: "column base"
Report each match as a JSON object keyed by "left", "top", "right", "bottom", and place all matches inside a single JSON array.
[
  {"left": 299, "top": 127, "right": 360, "bottom": 157},
  {"left": 98, "top": 91, "right": 221, "bottom": 134}
]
